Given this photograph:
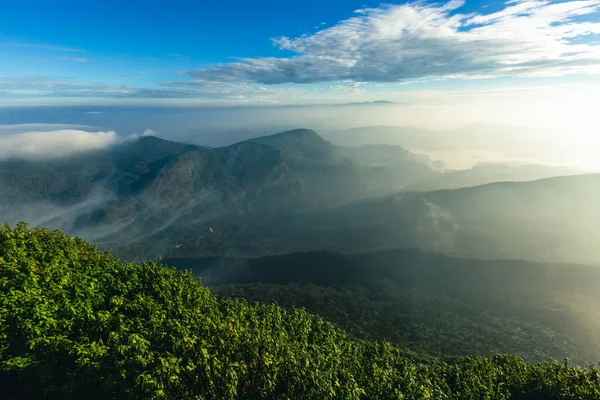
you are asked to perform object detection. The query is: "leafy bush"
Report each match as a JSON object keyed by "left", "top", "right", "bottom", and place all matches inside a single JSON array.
[{"left": 1, "top": 223, "right": 599, "bottom": 399}]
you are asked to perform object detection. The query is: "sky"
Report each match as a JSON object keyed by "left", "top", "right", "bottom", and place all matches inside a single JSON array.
[
  {"left": 1, "top": 0, "right": 600, "bottom": 167},
  {"left": 2, "top": 0, "right": 600, "bottom": 104}
]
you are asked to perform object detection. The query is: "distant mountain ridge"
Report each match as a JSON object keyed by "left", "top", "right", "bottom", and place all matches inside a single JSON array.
[
  {"left": 323, "top": 124, "right": 586, "bottom": 170},
  {"left": 248, "top": 173, "right": 600, "bottom": 264},
  {"left": 0, "top": 129, "right": 438, "bottom": 258},
  {"left": 408, "top": 162, "right": 583, "bottom": 191}
]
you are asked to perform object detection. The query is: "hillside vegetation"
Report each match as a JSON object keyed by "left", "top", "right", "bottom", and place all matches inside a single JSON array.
[
  {"left": 1, "top": 223, "right": 600, "bottom": 399},
  {"left": 169, "top": 250, "right": 600, "bottom": 365}
]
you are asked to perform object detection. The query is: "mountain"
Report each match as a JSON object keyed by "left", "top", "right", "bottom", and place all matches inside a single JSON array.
[
  {"left": 3, "top": 130, "right": 597, "bottom": 263},
  {"left": 408, "top": 163, "right": 583, "bottom": 191},
  {"left": 0, "top": 135, "right": 197, "bottom": 206},
  {"left": 250, "top": 129, "right": 437, "bottom": 194},
  {"left": 221, "top": 174, "right": 600, "bottom": 264},
  {"left": 249, "top": 128, "right": 336, "bottom": 162},
  {"left": 0, "top": 130, "right": 437, "bottom": 259}
]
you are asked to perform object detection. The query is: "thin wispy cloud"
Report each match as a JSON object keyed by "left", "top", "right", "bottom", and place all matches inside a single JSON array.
[
  {"left": 61, "top": 57, "right": 92, "bottom": 63},
  {"left": 161, "top": 80, "right": 274, "bottom": 96},
  {"left": 0, "top": 42, "right": 83, "bottom": 52},
  {"left": 185, "top": 0, "right": 600, "bottom": 84},
  {"left": 0, "top": 76, "right": 124, "bottom": 92},
  {"left": 168, "top": 53, "right": 191, "bottom": 60},
  {"left": 0, "top": 76, "right": 276, "bottom": 101}
]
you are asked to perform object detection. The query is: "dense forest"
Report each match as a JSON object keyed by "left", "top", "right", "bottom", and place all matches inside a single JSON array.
[
  {"left": 167, "top": 250, "right": 600, "bottom": 365},
  {"left": 2, "top": 223, "right": 600, "bottom": 399}
]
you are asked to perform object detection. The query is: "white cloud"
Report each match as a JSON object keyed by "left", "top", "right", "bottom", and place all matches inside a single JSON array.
[
  {"left": 0, "top": 127, "right": 154, "bottom": 161},
  {"left": 59, "top": 57, "right": 92, "bottom": 63},
  {"left": 0, "top": 76, "right": 128, "bottom": 93},
  {"left": 160, "top": 79, "right": 276, "bottom": 97},
  {"left": 70, "top": 57, "right": 91, "bottom": 63},
  {"left": 0, "top": 123, "right": 97, "bottom": 135},
  {"left": 186, "top": 0, "right": 600, "bottom": 84}
]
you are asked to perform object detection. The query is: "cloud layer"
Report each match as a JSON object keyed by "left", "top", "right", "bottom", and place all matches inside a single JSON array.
[
  {"left": 186, "top": 0, "right": 600, "bottom": 84},
  {"left": 0, "top": 123, "right": 97, "bottom": 135},
  {"left": 0, "top": 76, "right": 276, "bottom": 101},
  {"left": 0, "top": 127, "right": 153, "bottom": 161}
]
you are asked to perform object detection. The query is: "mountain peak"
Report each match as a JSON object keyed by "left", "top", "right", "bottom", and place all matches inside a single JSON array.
[
  {"left": 270, "top": 128, "right": 319, "bottom": 137},
  {"left": 120, "top": 135, "right": 169, "bottom": 148},
  {"left": 249, "top": 129, "right": 334, "bottom": 161},
  {"left": 115, "top": 135, "right": 196, "bottom": 161},
  {"left": 253, "top": 129, "right": 324, "bottom": 143},
  {"left": 133, "top": 134, "right": 182, "bottom": 146}
]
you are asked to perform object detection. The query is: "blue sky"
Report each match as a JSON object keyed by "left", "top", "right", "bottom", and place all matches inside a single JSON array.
[{"left": 1, "top": 0, "right": 600, "bottom": 106}]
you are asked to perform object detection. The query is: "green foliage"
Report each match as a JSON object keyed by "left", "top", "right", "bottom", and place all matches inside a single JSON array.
[
  {"left": 213, "top": 280, "right": 600, "bottom": 365},
  {"left": 175, "top": 250, "right": 600, "bottom": 365},
  {"left": 2, "top": 224, "right": 600, "bottom": 399}
]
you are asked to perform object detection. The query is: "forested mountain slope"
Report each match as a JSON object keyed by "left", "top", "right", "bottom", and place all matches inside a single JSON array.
[
  {"left": 0, "top": 131, "right": 437, "bottom": 259},
  {"left": 2, "top": 224, "right": 599, "bottom": 400}
]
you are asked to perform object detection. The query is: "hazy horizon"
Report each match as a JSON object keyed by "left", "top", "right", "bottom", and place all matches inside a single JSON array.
[{"left": 1, "top": 103, "right": 598, "bottom": 171}]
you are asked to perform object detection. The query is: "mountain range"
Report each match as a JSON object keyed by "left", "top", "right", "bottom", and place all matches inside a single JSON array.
[
  {"left": 322, "top": 125, "right": 581, "bottom": 169},
  {"left": 0, "top": 129, "right": 434, "bottom": 257},
  {"left": 1, "top": 128, "right": 597, "bottom": 263}
]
